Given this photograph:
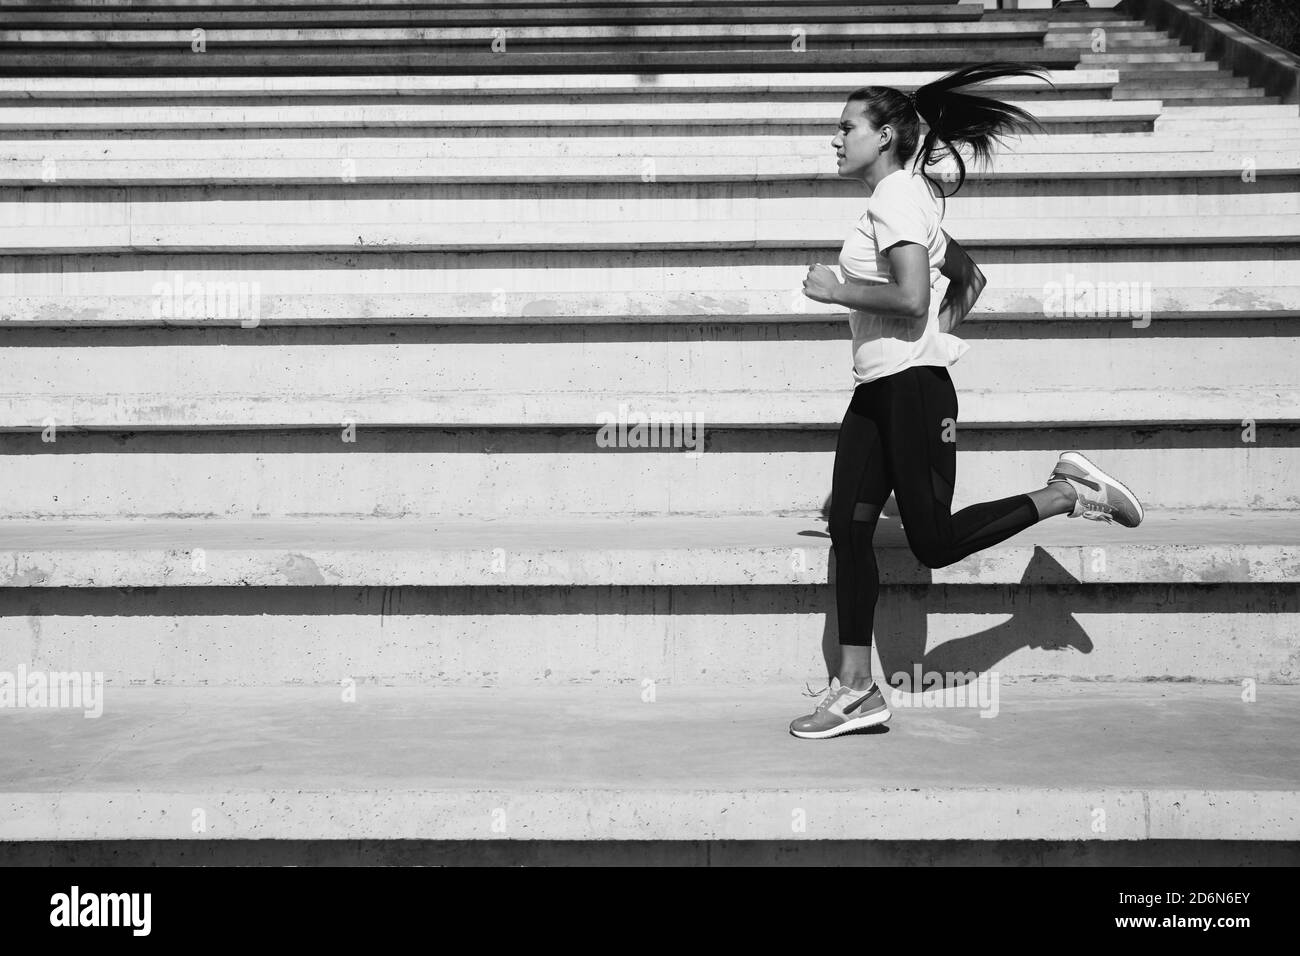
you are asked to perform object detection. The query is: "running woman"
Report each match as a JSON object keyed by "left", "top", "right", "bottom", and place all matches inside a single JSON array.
[{"left": 791, "top": 62, "right": 1144, "bottom": 739}]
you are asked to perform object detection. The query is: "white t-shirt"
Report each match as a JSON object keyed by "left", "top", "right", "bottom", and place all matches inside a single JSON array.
[{"left": 837, "top": 168, "right": 970, "bottom": 386}]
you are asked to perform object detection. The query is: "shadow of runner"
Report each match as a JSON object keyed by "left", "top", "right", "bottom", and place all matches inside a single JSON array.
[{"left": 816, "top": 522, "right": 1094, "bottom": 690}]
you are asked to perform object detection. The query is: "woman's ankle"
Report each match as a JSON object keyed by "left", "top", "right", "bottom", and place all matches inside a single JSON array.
[
  {"left": 838, "top": 672, "right": 875, "bottom": 690},
  {"left": 1028, "top": 482, "right": 1075, "bottom": 520}
]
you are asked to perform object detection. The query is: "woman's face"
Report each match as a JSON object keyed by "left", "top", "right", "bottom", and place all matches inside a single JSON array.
[{"left": 832, "top": 101, "right": 889, "bottom": 181}]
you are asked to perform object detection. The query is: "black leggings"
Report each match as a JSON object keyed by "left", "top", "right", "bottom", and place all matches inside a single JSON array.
[{"left": 829, "top": 364, "right": 1040, "bottom": 647}]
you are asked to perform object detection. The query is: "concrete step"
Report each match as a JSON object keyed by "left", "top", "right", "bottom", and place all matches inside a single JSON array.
[
  {"left": 1157, "top": 104, "right": 1300, "bottom": 119},
  {"left": 1096, "top": 60, "right": 1227, "bottom": 73},
  {"left": 1118, "top": 68, "right": 1237, "bottom": 85},
  {"left": 0, "top": 69, "right": 1116, "bottom": 100},
  {"left": 1118, "top": 75, "right": 1252, "bottom": 92},
  {"left": 1049, "top": 41, "right": 1187, "bottom": 54},
  {"left": 25, "top": 130, "right": 1296, "bottom": 158},
  {"left": 6, "top": 512, "right": 1293, "bottom": 586},
  {"left": 3, "top": 684, "right": 1296, "bottom": 841},
  {"left": 1159, "top": 120, "right": 1300, "bottom": 134},
  {"left": 22, "top": 131, "right": 1245, "bottom": 160},
  {"left": 1117, "top": 64, "right": 1231, "bottom": 80},
  {"left": 5, "top": 243, "right": 1293, "bottom": 321},
  {"left": 6, "top": 277, "right": 1296, "bottom": 326},
  {"left": 1154, "top": 107, "right": 1300, "bottom": 135},
  {"left": 0, "top": 5, "right": 987, "bottom": 28},
  {"left": 1045, "top": 31, "right": 1179, "bottom": 45},
  {"left": 1081, "top": 51, "right": 1205, "bottom": 63},
  {"left": 0, "top": 97, "right": 1153, "bottom": 133},
  {"left": 1113, "top": 86, "right": 1271, "bottom": 101},
  {"left": 1, "top": 385, "right": 1294, "bottom": 429},
  {"left": 0, "top": 515, "right": 1295, "bottom": 684},
  {"left": 2, "top": 24, "right": 1051, "bottom": 48},
  {"left": 0, "top": 0, "right": 976, "bottom": 7},
  {"left": 0, "top": 415, "right": 1293, "bottom": 517},
  {"left": 2, "top": 315, "right": 1294, "bottom": 403},
  {"left": 3, "top": 215, "right": 1294, "bottom": 252},
  {"left": 988, "top": 8, "right": 1139, "bottom": 20},
  {"left": 7, "top": 140, "right": 1295, "bottom": 184},
  {"left": 0, "top": 46, "right": 1084, "bottom": 76},
  {"left": 4, "top": 185, "right": 1295, "bottom": 253},
  {"left": 1164, "top": 96, "right": 1280, "bottom": 107}
]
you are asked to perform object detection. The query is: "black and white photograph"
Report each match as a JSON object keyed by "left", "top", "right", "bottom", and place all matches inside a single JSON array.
[{"left": 0, "top": 0, "right": 1295, "bottom": 914}]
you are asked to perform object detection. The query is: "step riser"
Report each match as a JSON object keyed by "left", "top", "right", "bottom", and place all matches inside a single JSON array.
[
  {"left": 9, "top": 154, "right": 1295, "bottom": 183},
  {"left": 1158, "top": 119, "right": 1300, "bottom": 130},
  {"left": 0, "top": 70, "right": 1123, "bottom": 99},
  {"left": 0, "top": 118, "right": 1162, "bottom": 137},
  {"left": 0, "top": 26, "right": 1052, "bottom": 45},
  {"left": 0, "top": 98, "right": 1161, "bottom": 129},
  {"left": 1160, "top": 98, "right": 1280, "bottom": 107},
  {"left": 2, "top": 327, "right": 1295, "bottom": 402},
  {"left": 8, "top": 389, "right": 1282, "bottom": 428},
  {"left": 10, "top": 287, "right": 1296, "bottom": 322},
  {"left": 0, "top": 41, "right": 1063, "bottom": 57},
  {"left": 9, "top": 181, "right": 1292, "bottom": 203},
  {"left": 12, "top": 135, "right": 1262, "bottom": 161},
  {"left": 1118, "top": 65, "right": 1226, "bottom": 78},
  {"left": 1081, "top": 53, "right": 1205, "bottom": 63},
  {"left": 4, "top": 134, "right": 1292, "bottom": 181},
  {"left": 1114, "top": 89, "right": 1267, "bottom": 101},
  {"left": 1117, "top": 77, "right": 1251, "bottom": 91},
  {"left": 6, "top": 253, "right": 1296, "bottom": 320},
  {"left": 0, "top": 432, "right": 1295, "bottom": 516},
  {"left": 0, "top": 86, "right": 1114, "bottom": 105},
  {"left": 4, "top": 184, "right": 1295, "bottom": 252},
  {"left": 0, "top": 48, "right": 1085, "bottom": 75},
  {"left": 0, "top": 12, "right": 987, "bottom": 29},
  {"left": 13, "top": 140, "right": 1290, "bottom": 165},
  {"left": 2, "top": 585, "right": 1296, "bottom": 684}
]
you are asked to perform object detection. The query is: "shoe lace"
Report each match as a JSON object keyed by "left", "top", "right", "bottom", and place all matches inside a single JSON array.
[
  {"left": 1054, "top": 472, "right": 1119, "bottom": 525},
  {"left": 801, "top": 681, "right": 837, "bottom": 711},
  {"left": 1080, "top": 499, "right": 1116, "bottom": 523}
]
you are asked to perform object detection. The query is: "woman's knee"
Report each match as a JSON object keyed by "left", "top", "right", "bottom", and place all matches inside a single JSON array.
[
  {"left": 905, "top": 530, "right": 953, "bottom": 569},
  {"left": 829, "top": 502, "right": 880, "bottom": 552}
]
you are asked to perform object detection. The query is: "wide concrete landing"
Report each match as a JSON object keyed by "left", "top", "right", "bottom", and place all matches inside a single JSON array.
[{"left": 1, "top": 682, "right": 1296, "bottom": 841}]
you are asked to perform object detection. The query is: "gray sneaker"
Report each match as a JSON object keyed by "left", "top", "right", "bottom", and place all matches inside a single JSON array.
[
  {"left": 1047, "top": 451, "right": 1144, "bottom": 528},
  {"left": 789, "top": 678, "right": 891, "bottom": 739}
]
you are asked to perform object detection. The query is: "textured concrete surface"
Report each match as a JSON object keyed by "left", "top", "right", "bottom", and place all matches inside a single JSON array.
[
  {"left": 6, "top": 23, "right": 1045, "bottom": 45},
  {"left": 0, "top": 69, "right": 1119, "bottom": 99},
  {"left": 2, "top": 337, "right": 1295, "bottom": 420},
  {"left": 12, "top": 147, "right": 1295, "bottom": 184},
  {"left": 5, "top": 253, "right": 1295, "bottom": 325},
  {"left": 2, "top": 386, "right": 1297, "bottom": 428},
  {"left": 5, "top": 204, "right": 1291, "bottom": 255},
  {"left": 0, "top": 429, "right": 1294, "bottom": 516},
  {"left": 0, "top": 511, "right": 1296, "bottom": 587},
  {"left": 0, "top": 98, "right": 1163, "bottom": 132},
  {"left": 9, "top": 837, "right": 1300, "bottom": 866},
  {"left": 0, "top": 682, "right": 1296, "bottom": 841}
]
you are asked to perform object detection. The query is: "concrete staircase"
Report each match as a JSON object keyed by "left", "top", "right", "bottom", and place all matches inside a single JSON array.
[{"left": 1, "top": 0, "right": 1298, "bottom": 854}]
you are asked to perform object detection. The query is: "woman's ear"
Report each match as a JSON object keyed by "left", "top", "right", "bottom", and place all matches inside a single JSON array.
[{"left": 878, "top": 124, "right": 893, "bottom": 151}]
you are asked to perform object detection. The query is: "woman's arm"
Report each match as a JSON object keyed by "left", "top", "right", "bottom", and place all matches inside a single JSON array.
[
  {"left": 803, "top": 242, "right": 931, "bottom": 321},
  {"left": 936, "top": 230, "right": 986, "bottom": 331}
]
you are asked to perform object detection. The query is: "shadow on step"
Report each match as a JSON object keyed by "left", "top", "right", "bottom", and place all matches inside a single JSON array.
[
  {"left": 824, "top": 543, "right": 1102, "bottom": 691},
  {"left": 4, "top": 838, "right": 1299, "bottom": 867}
]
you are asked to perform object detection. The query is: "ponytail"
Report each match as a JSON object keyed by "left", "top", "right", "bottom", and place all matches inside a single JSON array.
[{"left": 847, "top": 61, "right": 1053, "bottom": 197}]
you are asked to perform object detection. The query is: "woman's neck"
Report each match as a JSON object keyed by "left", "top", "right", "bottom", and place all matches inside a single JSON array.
[{"left": 864, "top": 161, "right": 905, "bottom": 193}]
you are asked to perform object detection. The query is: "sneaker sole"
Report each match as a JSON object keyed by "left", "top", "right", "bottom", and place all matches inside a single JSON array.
[
  {"left": 1058, "top": 450, "right": 1145, "bottom": 527},
  {"left": 789, "top": 708, "right": 891, "bottom": 739}
]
